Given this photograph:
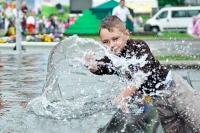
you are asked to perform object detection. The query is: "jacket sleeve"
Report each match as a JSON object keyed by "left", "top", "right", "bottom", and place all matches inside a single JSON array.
[{"left": 92, "top": 56, "right": 117, "bottom": 75}]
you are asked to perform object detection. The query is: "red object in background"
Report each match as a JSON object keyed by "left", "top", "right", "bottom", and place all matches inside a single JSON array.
[
  {"left": 0, "top": 65, "right": 3, "bottom": 68},
  {"left": 27, "top": 24, "right": 34, "bottom": 34},
  {"left": 4, "top": 3, "right": 10, "bottom": 8}
]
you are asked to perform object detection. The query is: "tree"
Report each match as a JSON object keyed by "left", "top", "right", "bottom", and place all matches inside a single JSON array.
[{"left": 158, "top": 0, "right": 185, "bottom": 7}]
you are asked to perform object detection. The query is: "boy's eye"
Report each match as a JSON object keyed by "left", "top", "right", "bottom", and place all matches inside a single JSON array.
[
  {"left": 113, "top": 37, "right": 118, "bottom": 41},
  {"left": 103, "top": 41, "right": 109, "bottom": 44}
]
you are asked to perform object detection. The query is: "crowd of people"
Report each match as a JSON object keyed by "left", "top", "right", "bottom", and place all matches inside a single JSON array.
[
  {"left": 0, "top": 1, "right": 71, "bottom": 36},
  {"left": 25, "top": 13, "right": 68, "bottom": 35}
]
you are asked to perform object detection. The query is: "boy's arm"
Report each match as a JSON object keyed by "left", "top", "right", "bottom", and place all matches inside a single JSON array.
[
  {"left": 114, "top": 86, "right": 137, "bottom": 113},
  {"left": 85, "top": 54, "right": 116, "bottom": 75},
  {"left": 115, "top": 86, "right": 137, "bottom": 102},
  {"left": 93, "top": 56, "right": 117, "bottom": 75},
  {"left": 114, "top": 78, "right": 145, "bottom": 112}
]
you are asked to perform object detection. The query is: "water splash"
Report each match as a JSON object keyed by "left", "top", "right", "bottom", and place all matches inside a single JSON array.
[{"left": 27, "top": 35, "right": 157, "bottom": 132}]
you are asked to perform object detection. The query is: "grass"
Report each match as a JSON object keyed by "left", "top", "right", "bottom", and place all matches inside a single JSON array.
[
  {"left": 155, "top": 54, "right": 200, "bottom": 61},
  {"left": 71, "top": 32, "right": 192, "bottom": 40},
  {"left": 42, "top": 5, "right": 69, "bottom": 21},
  {"left": 131, "top": 32, "right": 192, "bottom": 39}
]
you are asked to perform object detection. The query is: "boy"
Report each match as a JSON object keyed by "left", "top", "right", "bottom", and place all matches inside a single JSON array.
[{"left": 85, "top": 15, "right": 200, "bottom": 132}]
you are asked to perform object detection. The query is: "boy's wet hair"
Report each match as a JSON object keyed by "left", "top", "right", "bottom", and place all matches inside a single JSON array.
[{"left": 98, "top": 15, "right": 126, "bottom": 35}]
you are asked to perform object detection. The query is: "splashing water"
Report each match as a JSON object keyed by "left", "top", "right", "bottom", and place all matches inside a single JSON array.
[{"left": 27, "top": 35, "right": 158, "bottom": 132}]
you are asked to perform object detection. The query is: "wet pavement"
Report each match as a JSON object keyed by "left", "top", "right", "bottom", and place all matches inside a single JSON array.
[
  {"left": 145, "top": 39, "right": 200, "bottom": 56},
  {"left": 173, "top": 69, "right": 200, "bottom": 92}
]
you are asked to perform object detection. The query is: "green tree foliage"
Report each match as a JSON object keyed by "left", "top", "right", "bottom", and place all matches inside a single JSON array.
[{"left": 158, "top": 0, "right": 185, "bottom": 7}]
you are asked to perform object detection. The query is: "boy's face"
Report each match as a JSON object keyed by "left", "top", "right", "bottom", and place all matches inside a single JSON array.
[{"left": 100, "top": 27, "right": 130, "bottom": 55}]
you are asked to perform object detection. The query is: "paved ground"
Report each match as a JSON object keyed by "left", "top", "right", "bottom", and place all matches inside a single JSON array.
[
  {"left": 145, "top": 39, "right": 200, "bottom": 56},
  {"left": 173, "top": 69, "right": 200, "bottom": 92},
  {"left": 134, "top": 26, "right": 144, "bottom": 32}
]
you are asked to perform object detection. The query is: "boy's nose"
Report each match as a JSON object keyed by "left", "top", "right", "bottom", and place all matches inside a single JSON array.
[{"left": 110, "top": 41, "right": 115, "bottom": 48}]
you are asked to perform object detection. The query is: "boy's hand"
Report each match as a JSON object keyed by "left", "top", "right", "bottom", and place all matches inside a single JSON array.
[
  {"left": 113, "top": 86, "right": 137, "bottom": 113},
  {"left": 85, "top": 52, "right": 97, "bottom": 72},
  {"left": 114, "top": 95, "right": 130, "bottom": 114}
]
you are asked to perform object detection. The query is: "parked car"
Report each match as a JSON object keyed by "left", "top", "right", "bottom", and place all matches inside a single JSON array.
[{"left": 144, "top": 6, "right": 200, "bottom": 32}]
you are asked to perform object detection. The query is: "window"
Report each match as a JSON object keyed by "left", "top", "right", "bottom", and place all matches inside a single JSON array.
[
  {"left": 188, "top": 10, "right": 198, "bottom": 17},
  {"left": 157, "top": 11, "right": 168, "bottom": 19},
  {"left": 172, "top": 10, "right": 187, "bottom": 18}
]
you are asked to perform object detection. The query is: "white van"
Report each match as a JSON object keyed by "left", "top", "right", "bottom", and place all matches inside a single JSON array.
[{"left": 144, "top": 6, "right": 200, "bottom": 32}]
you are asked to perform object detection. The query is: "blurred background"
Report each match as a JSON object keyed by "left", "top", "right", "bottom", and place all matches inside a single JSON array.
[{"left": 0, "top": 0, "right": 199, "bottom": 37}]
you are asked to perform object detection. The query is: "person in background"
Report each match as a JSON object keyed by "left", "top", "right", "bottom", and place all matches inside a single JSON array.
[
  {"left": 58, "top": 20, "right": 65, "bottom": 34},
  {"left": 58, "top": 7, "right": 65, "bottom": 14},
  {"left": 26, "top": 13, "right": 35, "bottom": 34},
  {"left": 21, "top": 1, "right": 28, "bottom": 15},
  {"left": 197, "top": 10, "right": 200, "bottom": 36},
  {"left": 193, "top": 11, "right": 200, "bottom": 36},
  {"left": 54, "top": 16, "right": 59, "bottom": 33},
  {"left": 20, "top": 1, "right": 28, "bottom": 33},
  {"left": 187, "top": 16, "right": 196, "bottom": 36},
  {"left": 133, "top": 16, "right": 139, "bottom": 27},
  {"left": 69, "top": 17, "right": 74, "bottom": 25},
  {"left": 44, "top": 18, "right": 51, "bottom": 34},
  {"left": 11, "top": 2, "right": 17, "bottom": 26},
  {"left": 112, "top": 0, "right": 134, "bottom": 27},
  {"left": 38, "top": 15, "right": 45, "bottom": 33},
  {"left": 64, "top": 19, "right": 69, "bottom": 29},
  {"left": 49, "top": 14, "right": 56, "bottom": 33},
  {"left": 0, "top": 4, "right": 9, "bottom": 34},
  {"left": 138, "top": 16, "right": 143, "bottom": 27},
  {"left": 34, "top": 17, "right": 39, "bottom": 34},
  {"left": 0, "top": 5, "right": 8, "bottom": 18}
]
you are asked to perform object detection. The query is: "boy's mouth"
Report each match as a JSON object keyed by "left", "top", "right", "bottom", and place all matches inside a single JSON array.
[{"left": 112, "top": 47, "right": 119, "bottom": 54}]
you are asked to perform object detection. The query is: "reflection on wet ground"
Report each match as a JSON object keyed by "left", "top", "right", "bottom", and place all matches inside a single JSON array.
[{"left": 0, "top": 52, "right": 47, "bottom": 117}]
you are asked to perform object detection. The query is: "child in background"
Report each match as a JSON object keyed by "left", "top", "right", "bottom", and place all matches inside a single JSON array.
[
  {"left": 194, "top": 10, "right": 200, "bottom": 36},
  {"left": 58, "top": 20, "right": 65, "bottom": 34},
  {"left": 38, "top": 15, "right": 45, "bottom": 33},
  {"left": 26, "top": 13, "right": 35, "bottom": 34},
  {"left": 64, "top": 19, "right": 69, "bottom": 29},
  {"left": 44, "top": 19, "right": 51, "bottom": 34},
  {"left": 85, "top": 15, "right": 200, "bottom": 132}
]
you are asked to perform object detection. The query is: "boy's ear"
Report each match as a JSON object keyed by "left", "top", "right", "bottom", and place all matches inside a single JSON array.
[{"left": 125, "top": 29, "right": 130, "bottom": 38}]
